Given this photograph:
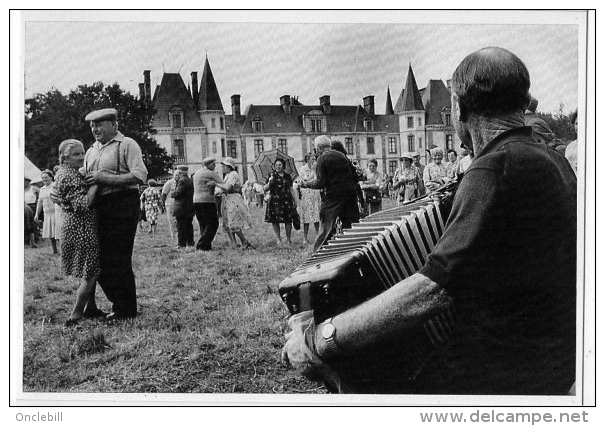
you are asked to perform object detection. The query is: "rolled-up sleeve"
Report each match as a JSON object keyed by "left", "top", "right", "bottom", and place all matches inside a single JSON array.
[{"left": 124, "top": 137, "right": 148, "bottom": 183}]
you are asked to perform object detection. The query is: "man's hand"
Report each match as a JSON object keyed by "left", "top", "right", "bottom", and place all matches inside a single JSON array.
[
  {"left": 85, "top": 170, "right": 114, "bottom": 186},
  {"left": 281, "top": 312, "right": 325, "bottom": 382}
]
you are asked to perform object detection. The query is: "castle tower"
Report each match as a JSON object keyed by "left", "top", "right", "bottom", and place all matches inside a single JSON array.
[
  {"left": 197, "top": 56, "right": 226, "bottom": 159},
  {"left": 395, "top": 64, "right": 425, "bottom": 155}
]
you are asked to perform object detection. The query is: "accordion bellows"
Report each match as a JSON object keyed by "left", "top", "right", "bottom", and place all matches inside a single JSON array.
[{"left": 278, "top": 183, "right": 459, "bottom": 393}]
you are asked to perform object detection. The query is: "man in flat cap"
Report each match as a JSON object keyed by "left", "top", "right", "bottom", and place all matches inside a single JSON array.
[
  {"left": 83, "top": 108, "right": 148, "bottom": 320},
  {"left": 192, "top": 157, "right": 224, "bottom": 251},
  {"left": 283, "top": 47, "right": 576, "bottom": 395}
]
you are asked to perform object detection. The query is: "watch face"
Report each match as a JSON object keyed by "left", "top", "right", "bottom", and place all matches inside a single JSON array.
[{"left": 322, "top": 323, "right": 336, "bottom": 339}]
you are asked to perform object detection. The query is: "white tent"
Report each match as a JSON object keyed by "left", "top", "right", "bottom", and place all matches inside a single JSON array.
[{"left": 24, "top": 155, "right": 43, "bottom": 184}]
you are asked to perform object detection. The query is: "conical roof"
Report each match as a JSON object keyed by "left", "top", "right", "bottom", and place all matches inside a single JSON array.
[
  {"left": 395, "top": 65, "right": 425, "bottom": 113},
  {"left": 198, "top": 57, "right": 224, "bottom": 111},
  {"left": 385, "top": 86, "right": 394, "bottom": 115}
]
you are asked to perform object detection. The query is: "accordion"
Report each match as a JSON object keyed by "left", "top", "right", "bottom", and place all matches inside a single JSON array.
[{"left": 279, "top": 182, "right": 459, "bottom": 393}]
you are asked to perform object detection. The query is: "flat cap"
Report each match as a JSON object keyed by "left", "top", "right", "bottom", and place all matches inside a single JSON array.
[
  {"left": 177, "top": 165, "right": 189, "bottom": 172},
  {"left": 85, "top": 108, "right": 118, "bottom": 122},
  {"left": 202, "top": 156, "right": 216, "bottom": 166}
]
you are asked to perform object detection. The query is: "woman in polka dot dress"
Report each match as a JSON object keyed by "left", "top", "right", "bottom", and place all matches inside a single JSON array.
[{"left": 55, "top": 139, "right": 102, "bottom": 326}]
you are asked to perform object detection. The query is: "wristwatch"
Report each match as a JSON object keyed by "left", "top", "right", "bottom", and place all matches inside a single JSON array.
[{"left": 318, "top": 317, "right": 342, "bottom": 358}]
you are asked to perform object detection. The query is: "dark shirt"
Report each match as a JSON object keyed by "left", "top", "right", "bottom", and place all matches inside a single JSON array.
[
  {"left": 24, "top": 203, "right": 35, "bottom": 232},
  {"left": 418, "top": 127, "right": 577, "bottom": 395},
  {"left": 308, "top": 149, "right": 358, "bottom": 200},
  {"left": 172, "top": 176, "right": 194, "bottom": 218}
]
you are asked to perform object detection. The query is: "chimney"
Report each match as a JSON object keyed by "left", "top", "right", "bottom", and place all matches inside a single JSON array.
[
  {"left": 320, "top": 95, "right": 331, "bottom": 114},
  {"left": 280, "top": 95, "right": 291, "bottom": 114},
  {"left": 143, "top": 70, "right": 151, "bottom": 102},
  {"left": 231, "top": 94, "right": 241, "bottom": 120},
  {"left": 138, "top": 83, "right": 145, "bottom": 101},
  {"left": 363, "top": 95, "right": 375, "bottom": 115},
  {"left": 191, "top": 72, "right": 199, "bottom": 107}
]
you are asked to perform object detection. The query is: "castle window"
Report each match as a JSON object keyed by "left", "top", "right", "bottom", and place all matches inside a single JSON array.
[
  {"left": 254, "top": 139, "right": 264, "bottom": 157},
  {"left": 389, "top": 160, "right": 398, "bottom": 176},
  {"left": 367, "top": 137, "right": 375, "bottom": 155},
  {"left": 211, "top": 118, "right": 216, "bottom": 129},
  {"left": 407, "top": 135, "right": 415, "bottom": 152},
  {"left": 446, "top": 134, "right": 454, "bottom": 150},
  {"left": 253, "top": 120, "right": 263, "bottom": 132},
  {"left": 212, "top": 141, "right": 217, "bottom": 154},
  {"left": 227, "top": 140, "right": 237, "bottom": 158},
  {"left": 172, "top": 139, "right": 185, "bottom": 163},
  {"left": 278, "top": 138, "right": 288, "bottom": 154},
  {"left": 220, "top": 117, "right": 225, "bottom": 130},
  {"left": 221, "top": 138, "right": 226, "bottom": 157},
  {"left": 364, "top": 119, "right": 374, "bottom": 131},
  {"left": 310, "top": 119, "right": 322, "bottom": 133},
  {"left": 345, "top": 137, "right": 354, "bottom": 155},
  {"left": 418, "top": 117, "right": 422, "bottom": 127},
  {"left": 169, "top": 106, "right": 184, "bottom": 129},
  {"left": 445, "top": 114, "right": 451, "bottom": 126},
  {"left": 407, "top": 117, "right": 414, "bottom": 129},
  {"left": 388, "top": 137, "right": 397, "bottom": 154}
]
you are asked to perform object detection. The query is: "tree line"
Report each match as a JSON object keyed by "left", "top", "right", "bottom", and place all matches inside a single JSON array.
[{"left": 25, "top": 82, "right": 173, "bottom": 178}]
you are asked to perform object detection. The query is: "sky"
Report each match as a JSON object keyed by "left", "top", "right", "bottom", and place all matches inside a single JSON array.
[{"left": 21, "top": 10, "right": 584, "bottom": 115}]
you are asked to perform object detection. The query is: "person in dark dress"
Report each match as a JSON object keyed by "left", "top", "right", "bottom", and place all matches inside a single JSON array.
[{"left": 264, "top": 158, "right": 298, "bottom": 245}]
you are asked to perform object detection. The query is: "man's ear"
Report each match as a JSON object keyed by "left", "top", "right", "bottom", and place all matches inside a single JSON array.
[{"left": 454, "top": 97, "right": 468, "bottom": 123}]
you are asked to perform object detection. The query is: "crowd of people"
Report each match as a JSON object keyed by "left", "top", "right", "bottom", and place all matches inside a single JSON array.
[{"left": 25, "top": 45, "right": 581, "bottom": 396}]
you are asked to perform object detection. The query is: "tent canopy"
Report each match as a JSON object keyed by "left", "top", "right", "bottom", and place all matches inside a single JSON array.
[{"left": 24, "top": 156, "right": 43, "bottom": 184}]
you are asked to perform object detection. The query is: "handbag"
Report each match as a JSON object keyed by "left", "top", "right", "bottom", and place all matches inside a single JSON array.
[
  {"left": 292, "top": 209, "right": 301, "bottom": 230},
  {"left": 365, "top": 189, "right": 382, "bottom": 205}
]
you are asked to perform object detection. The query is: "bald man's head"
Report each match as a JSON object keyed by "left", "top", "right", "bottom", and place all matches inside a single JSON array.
[{"left": 451, "top": 47, "right": 531, "bottom": 119}]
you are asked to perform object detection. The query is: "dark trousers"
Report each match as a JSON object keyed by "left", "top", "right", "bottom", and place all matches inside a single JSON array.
[
  {"left": 313, "top": 192, "right": 360, "bottom": 253},
  {"left": 96, "top": 190, "right": 139, "bottom": 316},
  {"left": 194, "top": 202, "right": 219, "bottom": 250},
  {"left": 176, "top": 216, "right": 194, "bottom": 247}
]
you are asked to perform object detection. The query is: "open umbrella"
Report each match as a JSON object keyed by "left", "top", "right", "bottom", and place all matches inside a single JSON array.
[{"left": 251, "top": 149, "right": 299, "bottom": 184}]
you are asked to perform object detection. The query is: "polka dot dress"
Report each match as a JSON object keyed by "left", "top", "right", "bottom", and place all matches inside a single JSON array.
[{"left": 55, "top": 165, "right": 100, "bottom": 279}]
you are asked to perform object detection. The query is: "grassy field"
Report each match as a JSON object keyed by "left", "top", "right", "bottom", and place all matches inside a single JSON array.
[{"left": 23, "top": 200, "right": 382, "bottom": 395}]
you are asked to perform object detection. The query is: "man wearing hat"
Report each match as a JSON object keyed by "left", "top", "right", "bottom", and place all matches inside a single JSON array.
[
  {"left": 82, "top": 108, "right": 148, "bottom": 320},
  {"left": 392, "top": 152, "right": 422, "bottom": 202},
  {"left": 172, "top": 165, "right": 195, "bottom": 248},
  {"left": 411, "top": 152, "right": 426, "bottom": 195},
  {"left": 192, "top": 157, "right": 224, "bottom": 251}
]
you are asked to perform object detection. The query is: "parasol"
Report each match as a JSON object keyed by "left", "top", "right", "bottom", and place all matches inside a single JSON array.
[{"left": 251, "top": 149, "right": 299, "bottom": 184}]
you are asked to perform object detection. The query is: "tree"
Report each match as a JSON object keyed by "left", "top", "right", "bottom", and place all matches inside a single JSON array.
[
  {"left": 536, "top": 103, "right": 576, "bottom": 142},
  {"left": 25, "top": 82, "right": 173, "bottom": 178}
]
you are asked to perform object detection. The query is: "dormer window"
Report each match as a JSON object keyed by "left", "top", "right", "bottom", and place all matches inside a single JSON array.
[
  {"left": 364, "top": 119, "right": 374, "bottom": 131},
  {"left": 252, "top": 118, "right": 263, "bottom": 132},
  {"left": 445, "top": 113, "right": 451, "bottom": 126},
  {"left": 169, "top": 106, "right": 184, "bottom": 129},
  {"left": 304, "top": 110, "right": 325, "bottom": 133}
]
